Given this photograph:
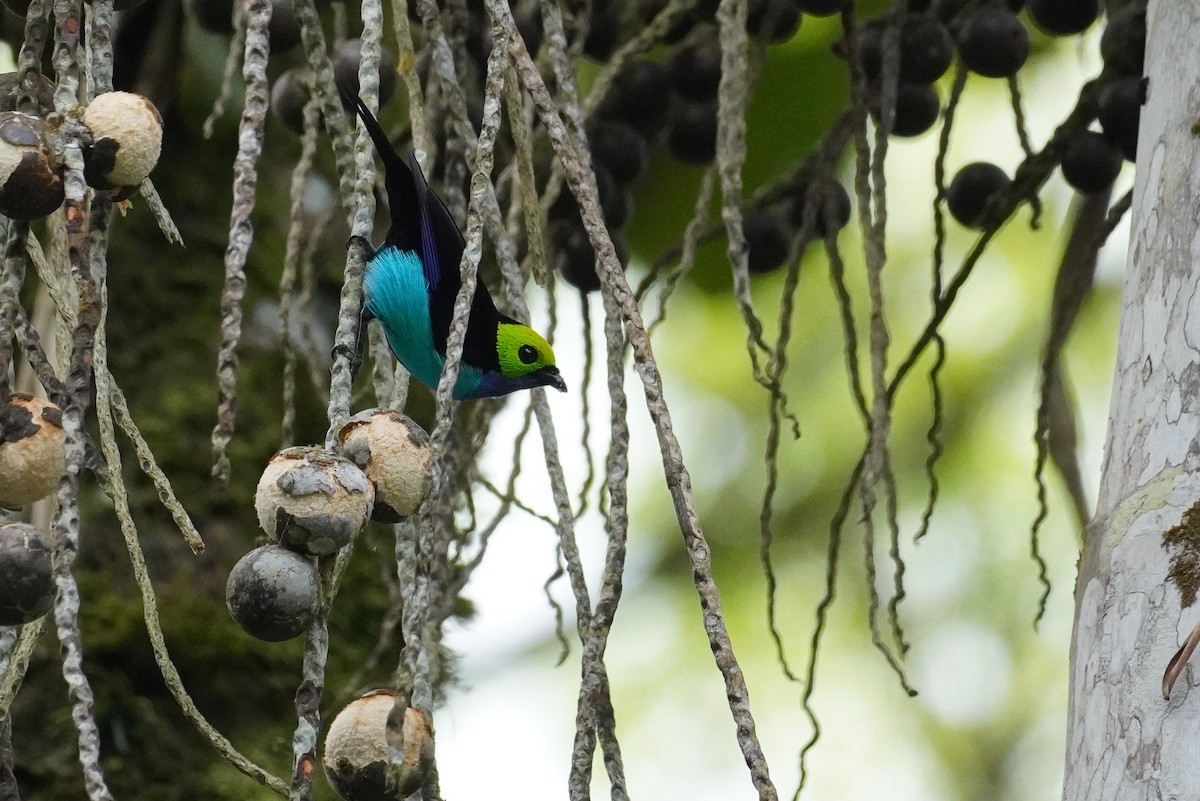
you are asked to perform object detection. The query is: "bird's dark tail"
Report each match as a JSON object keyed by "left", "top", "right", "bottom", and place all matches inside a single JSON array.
[
  {"left": 337, "top": 83, "right": 419, "bottom": 252},
  {"left": 337, "top": 85, "right": 401, "bottom": 172}
]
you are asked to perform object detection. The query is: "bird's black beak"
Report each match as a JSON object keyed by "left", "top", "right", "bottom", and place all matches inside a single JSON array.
[{"left": 541, "top": 366, "right": 567, "bottom": 393}]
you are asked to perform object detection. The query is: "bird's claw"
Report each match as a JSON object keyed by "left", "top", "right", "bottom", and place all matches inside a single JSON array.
[
  {"left": 346, "top": 234, "right": 375, "bottom": 259},
  {"left": 331, "top": 343, "right": 363, "bottom": 377}
]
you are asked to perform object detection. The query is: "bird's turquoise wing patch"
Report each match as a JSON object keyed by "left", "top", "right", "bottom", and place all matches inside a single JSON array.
[
  {"left": 363, "top": 247, "right": 485, "bottom": 400},
  {"left": 364, "top": 248, "right": 444, "bottom": 389}
]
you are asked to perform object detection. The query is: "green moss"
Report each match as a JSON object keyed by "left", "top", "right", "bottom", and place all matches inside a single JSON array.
[{"left": 1164, "top": 499, "right": 1200, "bottom": 607}]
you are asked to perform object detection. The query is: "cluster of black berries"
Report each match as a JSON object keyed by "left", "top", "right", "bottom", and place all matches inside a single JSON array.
[
  {"left": 271, "top": 38, "right": 400, "bottom": 136},
  {"left": 187, "top": 0, "right": 302, "bottom": 51},
  {"left": 545, "top": 56, "right": 659, "bottom": 293},
  {"left": 549, "top": 0, "right": 859, "bottom": 287},
  {"left": 185, "top": 0, "right": 407, "bottom": 136},
  {"left": 744, "top": 178, "right": 853, "bottom": 274},
  {"left": 1042, "top": 0, "right": 1142, "bottom": 196},
  {"left": 856, "top": 12, "right": 953, "bottom": 137},
  {"left": 932, "top": 0, "right": 1145, "bottom": 229},
  {"left": 221, "top": 0, "right": 1143, "bottom": 280}
]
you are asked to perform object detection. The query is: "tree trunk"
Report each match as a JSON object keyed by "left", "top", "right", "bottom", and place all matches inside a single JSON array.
[{"left": 1063, "top": 3, "right": 1200, "bottom": 798}]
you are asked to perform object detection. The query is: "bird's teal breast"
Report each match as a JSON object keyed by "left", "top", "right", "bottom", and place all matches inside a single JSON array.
[{"left": 363, "top": 248, "right": 484, "bottom": 399}]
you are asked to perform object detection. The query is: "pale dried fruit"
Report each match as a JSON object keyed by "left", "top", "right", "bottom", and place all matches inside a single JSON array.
[
  {"left": 225, "top": 544, "right": 319, "bottom": 641},
  {"left": 0, "top": 394, "right": 65, "bottom": 509},
  {"left": 323, "top": 689, "right": 433, "bottom": 801},
  {"left": 0, "top": 522, "right": 54, "bottom": 625},
  {"left": 0, "top": 112, "right": 64, "bottom": 221},
  {"left": 255, "top": 446, "right": 374, "bottom": 556},
  {"left": 81, "top": 91, "right": 163, "bottom": 190},
  {"left": 338, "top": 410, "right": 431, "bottom": 523}
]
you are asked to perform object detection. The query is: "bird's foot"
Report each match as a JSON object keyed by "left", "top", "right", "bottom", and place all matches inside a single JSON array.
[
  {"left": 346, "top": 235, "right": 375, "bottom": 260},
  {"left": 331, "top": 343, "right": 364, "bottom": 377}
]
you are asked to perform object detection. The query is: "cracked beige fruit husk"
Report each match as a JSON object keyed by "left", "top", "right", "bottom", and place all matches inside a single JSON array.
[
  {"left": 0, "top": 394, "right": 65, "bottom": 509},
  {"left": 323, "top": 689, "right": 433, "bottom": 801},
  {"left": 0, "top": 111, "right": 64, "bottom": 221},
  {"left": 254, "top": 446, "right": 374, "bottom": 556},
  {"left": 338, "top": 409, "right": 431, "bottom": 523},
  {"left": 81, "top": 90, "right": 162, "bottom": 190}
]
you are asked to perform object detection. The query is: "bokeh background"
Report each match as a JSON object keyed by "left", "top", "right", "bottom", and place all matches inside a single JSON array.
[{"left": 1, "top": 2, "right": 1129, "bottom": 799}]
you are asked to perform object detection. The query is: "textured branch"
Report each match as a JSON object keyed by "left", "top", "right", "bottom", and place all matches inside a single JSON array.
[
  {"left": 0, "top": 619, "right": 43, "bottom": 723},
  {"left": 281, "top": 95, "right": 322, "bottom": 447},
  {"left": 0, "top": 222, "right": 25, "bottom": 398},
  {"left": 48, "top": 3, "right": 109, "bottom": 797},
  {"left": 293, "top": 0, "right": 358, "bottom": 221},
  {"left": 716, "top": 0, "right": 772, "bottom": 389},
  {"left": 202, "top": 1, "right": 245, "bottom": 138},
  {"left": 295, "top": 10, "right": 386, "bottom": 801},
  {"left": 211, "top": 0, "right": 271, "bottom": 484},
  {"left": 496, "top": 2, "right": 778, "bottom": 796},
  {"left": 82, "top": 0, "right": 114, "bottom": 98}
]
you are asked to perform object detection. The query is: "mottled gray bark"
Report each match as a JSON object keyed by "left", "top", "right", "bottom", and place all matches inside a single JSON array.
[{"left": 1063, "top": 3, "right": 1200, "bottom": 799}]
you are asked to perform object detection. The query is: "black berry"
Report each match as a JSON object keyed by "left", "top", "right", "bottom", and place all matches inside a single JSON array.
[
  {"left": 552, "top": 224, "right": 630, "bottom": 294},
  {"left": 956, "top": 8, "right": 1030, "bottom": 78},
  {"left": 597, "top": 60, "right": 674, "bottom": 138},
  {"left": 743, "top": 210, "right": 792, "bottom": 274},
  {"left": 898, "top": 14, "right": 954, "bottom": 83},
  {"left": 1099, "top": 9, "right": 1145, "bottom": 77},
  {"left": 785, "top": 179, "right": 852, "bottom": 236},
  {"left": 267, "top": 0, "right": 300, "bottom": 53},
  {"left": 747, "top": 0, "right": 801, "bottom": 44},
  {"left": 1098, "top": 76, "right": 1143, "bottom": 162},
  {"left": 186, "top": 0, "right": 234, "bottom": 34},
  {"left": 857, "top": 15, "right": 953, "bottom": 85},
  {"left": 271, "top": 69, "right": 311, "bottom": 135},
  {"left": 549, "top": 163, "right": 629, "bottom": 228},
  {"left": 514, "top": 1, "right": 544, "bottom": 58},
  {"left": 870, "top": 81, "right": 940, "bottom": 137},
  {"left": 584, "top": 0, "right": 624, "bottom": 62},
  {"left": 589, "top": 120, "right": 650, "bottom": 186},
  {"left": 332, "top": 40, "right": 398, "bottom": 109},
  {"left": 1060, "top": 131, "right": 1123, "bottom": 194},
  {"left": 666, "top": 100, "right": 718, "bottom": 165},
  {"left": 186, "top": 0, "right": 297, "bottom": 43},
  {"left": 1028, "top": 0, "right": 1100, "bottom": 37},
  {"left": 668, "top": 36, "right": 723, "bottom": 103},
  {"left": 947, "top": 162, "right": 1010, "bottom": 228},
  {"left": 936, "top": 0, "right": 1026, "bottom": 24}
]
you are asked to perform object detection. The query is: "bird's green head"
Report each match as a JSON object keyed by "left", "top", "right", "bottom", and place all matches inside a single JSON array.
[{"left": 491, "top": 322, "right": 567, "bottom": 394}]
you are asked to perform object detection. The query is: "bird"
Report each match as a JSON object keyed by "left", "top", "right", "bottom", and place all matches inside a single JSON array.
[{"left": 340, "top": 88, "right": 567, "bottom": 401}]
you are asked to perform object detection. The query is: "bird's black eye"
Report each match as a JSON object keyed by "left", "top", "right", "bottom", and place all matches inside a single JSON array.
[{"left": 518, "top": 344, "right": 539, "bottom": 365}]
